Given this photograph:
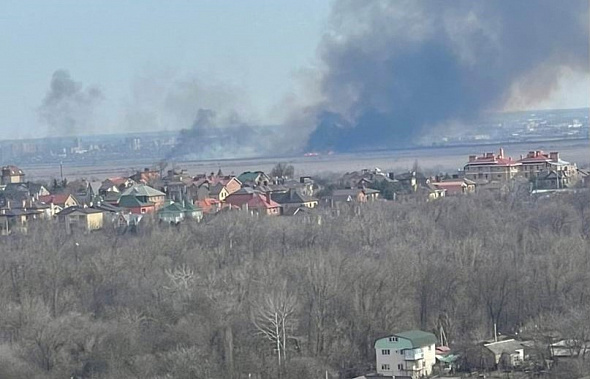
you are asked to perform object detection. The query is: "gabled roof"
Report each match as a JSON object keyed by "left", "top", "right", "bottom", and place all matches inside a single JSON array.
[
  {"left": 121, "top": 184, "right": 165, "bottom": 197},
  {"left": 209, "top": 182, "right": 227, "bottom": 196},
  {"left": 159, "top": 202, "right": 185, "bottom": 215},
  {"left": 3, "top": 183, "right": 29, "bottom": 192},
  {"left": 118, "top": 195, "right": 154, "bottom": 208},
  {"left": 237, "top": 171, "right": 269, "bottom": 184},
  {"left": 332, "top": 189, "right": 362, "bottom": 197},
  {"left": 56, "top": 206, "right": 105, "bottom": 216},
  {"left": 93, "top": 202, "right": 124, "bottom": 213},
  {"left": 103, "top": 191, "right": 122, "bottom": 203},
  {"left": 484, "top": 339, "right": 525, "bottom": 356},
  {"left": 271, "top": 189, "right": 318, "bottom": 204},
  {"left": 375, "top": 330, "right": 437, "bottom": 350},
  {"left": 1, "top": 165, "right": 24, "bottom": 175},
  {"left": 39, "top": 194, "right": 76, "bottom": 205},
  {"left": 246, "top": 194, "right": 281, "bottom": 209}
]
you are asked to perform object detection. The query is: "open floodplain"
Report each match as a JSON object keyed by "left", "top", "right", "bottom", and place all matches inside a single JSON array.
[{"left": 20, "top": 138, "right": 589, "bottom": 181}]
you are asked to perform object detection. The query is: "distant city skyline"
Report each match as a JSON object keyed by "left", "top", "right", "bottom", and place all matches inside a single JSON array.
[{"left": 0, "top": 0, "right": 588, "bottom": 141}]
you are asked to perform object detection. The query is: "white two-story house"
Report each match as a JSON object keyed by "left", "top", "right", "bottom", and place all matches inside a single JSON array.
[{"left": 375, "top": 330, "right": 437, "bottom": 378}]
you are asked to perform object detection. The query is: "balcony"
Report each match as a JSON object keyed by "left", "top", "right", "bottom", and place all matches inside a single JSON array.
[{"left": 404, "top": 348, "right": 424, "bottom": 360}]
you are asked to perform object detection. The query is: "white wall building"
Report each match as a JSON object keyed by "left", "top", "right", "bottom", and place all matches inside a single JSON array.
[{"left": 375, "top": 330, "right": 437, "bottom": 378}]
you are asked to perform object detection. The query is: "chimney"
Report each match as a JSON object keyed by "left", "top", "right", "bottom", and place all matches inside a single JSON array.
[
  {"left": 266, "top": 192, "right": 272, "bottom": 204},
  {"left": 499, "top": 148, "right": 504, "bottom": 159},
  {"left": 388, "top": 172, "right": 395, "bottom": 180},
  {"left": 549, "top": 152, "right": 559, "bottom": 161}
]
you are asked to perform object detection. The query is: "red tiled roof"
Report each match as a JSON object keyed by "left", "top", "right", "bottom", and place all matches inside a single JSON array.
[
  {"left": 468, "top": 157, "right": 521, "bottom": 166},
  {"left": 518, "top": 156, "right": 551, "bottom": 163},
  {"left": 246, "top": 194, "right": 281, "bottom": 209},
  {"left": 432, "top": 182, "right": 464, "bottom": 195},
  {"left": 225, "top": 193, "right": 280, "bottom": 209},
  {"left": 39, "top": 194, "right": 72, "bottom": 205}
]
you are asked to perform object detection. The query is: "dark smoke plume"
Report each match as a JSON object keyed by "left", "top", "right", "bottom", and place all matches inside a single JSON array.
[
  {"left": 168, "top": 108, "right": 276, "bottom": 160},
  {"left": 305, "top": 0, "right": 589, "bottom": 152},
  {"left": 39, "top": 70, "right": 103, "bottom": 136}
]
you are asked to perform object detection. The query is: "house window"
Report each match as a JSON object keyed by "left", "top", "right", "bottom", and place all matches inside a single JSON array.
[
  {"left": 381, "top": 364, "right": 390, "bottom": 370},
  {"left": 400, "top": 350, "right": 404, "bottom": 355},
  {"left": 398, "top": 364, "right": 403, "bottom": 370},
  {"left": 388, "top": 337, "right": 398, "bottom": 342},
  {"left": 422, "top": 361, "right": 426, "bottom": 368},
  {"left": 382, "top": 349, "right": 390, "bottom": 355},
  {"left": 141, "top": 208, "right": 146, "bottom": 214}
]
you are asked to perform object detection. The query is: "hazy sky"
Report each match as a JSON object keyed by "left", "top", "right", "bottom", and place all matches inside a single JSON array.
[
  {"left": 0, "top": 1, "right": 588, "bottom": 139},
  {"left": 0, "top": 0, "right": 330, "bottom": 138}
]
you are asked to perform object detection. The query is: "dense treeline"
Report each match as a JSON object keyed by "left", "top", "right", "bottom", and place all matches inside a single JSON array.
[{"left": 1, "top": 191, "right": 590, "bottom": 378}]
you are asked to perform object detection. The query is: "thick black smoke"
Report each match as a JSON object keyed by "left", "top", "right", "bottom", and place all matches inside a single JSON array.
[
  {"left": 38, "top": 70, "right": 103, "bottom": 136},
  {"left": 168, "top": 108, "right": 276, "bottom": 160},
  {"left": 306, "top": 0, "right": 589, "bottom": 152}
]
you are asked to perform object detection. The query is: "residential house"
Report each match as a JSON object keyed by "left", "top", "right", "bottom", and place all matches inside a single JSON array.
[
  {"left": 430, "top": 178, "right": 476, "bottom": 196},
  {"left": 1, "top": 165, "right": 25, "bottom": 185},
  {"left": 130, "top": 168, "right": 160, "bottom": 184},
  {"left": 333, "top": 189, "right": 366, "bottom": 203},
  {"left": 225, "top": 188, "right": 281, "bottom": 215},
  {"left": 535, "top": 170, "right": 576, "bottom": 189},
  {"left": 121, "top": 184, "right": 166, "bottom": 209},
  {"left": 0, "top": 207, "right": 42, "bottom": 235},
  {"left": 271, "top": 189, "right": 319, "bottom": 213},
  {"left": 27, "top": 183, "right": 51, "bottom": 199},
  {"left": 56, "top": 206, "right": 105, "bottom": 233},
  {"left": 163, "top": 180, "right": 189, "bottom": 202},
  {"left": 518, "top": 151, "right": 577, "bottom": 180},
  {"left": 483, "top": 339, "right": 527, "bottom": 369},
  {"left": 237, "top": 171, "right": 271, "bottom": 187},
  {"left": 325, "top": 188, "right": 380, "bottom": 205},
  {"left": 375, "top": 330, "right": 437, "bottom": 378},
  {"left": 65, "top": 179, "right": 96, "bottom": 206},
  {"left": 340, "top": 168, "right": 394, "bottom": 189},
  {"left": 549, "top": 339, "right": 590, "bottom": 359},
  {"left": 0, "top": 183, "right": 31, "bottom": 208},
  {"left": 158, "top": 201, "right": 203, "bottom": 224},
  {"left": 190, "top": 174, "right": 242, "bottom": 202},
  {"left": 98, "top": 177, "right": 135, "bottom": 196},
  {"left": 103, "top": 191, "right": 123, "bottom": 206},
  {"left": 209, "top": 182, "right": 230, "bottom": 201},
  {"left": 118, "top": 195, "right": 155, "bottom": 214},
  {"left": 39, "top": 193, "right": 79, "bottom": 209},
  {"left": 464, "top": 149, "right": 521, "bottom": 183},
  {"left": 196, "top": 198, "right": 223, "bottom": 214}
]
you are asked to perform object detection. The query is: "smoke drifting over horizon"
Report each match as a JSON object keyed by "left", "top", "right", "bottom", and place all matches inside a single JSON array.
[
  {"left": 168, "top": 108, "right": 278, "bottom": 160},
  {"left": 38, "top": 70, "right": 104, "bottom": 136},
  {"left": 304, "top": 0, "right": 589, "bottom": 152}
]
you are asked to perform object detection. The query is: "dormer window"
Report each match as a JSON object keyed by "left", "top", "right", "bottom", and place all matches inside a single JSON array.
[{"left": 388, "top": 336, "right": 398, "bottom": 342}]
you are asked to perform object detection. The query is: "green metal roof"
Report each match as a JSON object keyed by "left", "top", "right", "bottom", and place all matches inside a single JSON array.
[
  {"left": 121, "top": 184, "right": 165, "bottom": 197},
  {"left": 375, "top": 330, "right": 437, "bottom": 350},
  {"left": 158, "top": 201, "right": 202, "bottom": 216},
  {"left": 118, "top": 195, "right": 152, "bottom": 208},
  {"left": 436, "top": 354, "right": 459, "bottom": 363}
]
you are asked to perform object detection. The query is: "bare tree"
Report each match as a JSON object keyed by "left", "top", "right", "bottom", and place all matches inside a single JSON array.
[{"left": 251, "top": 286, "right": 297, "bottom": 374}]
